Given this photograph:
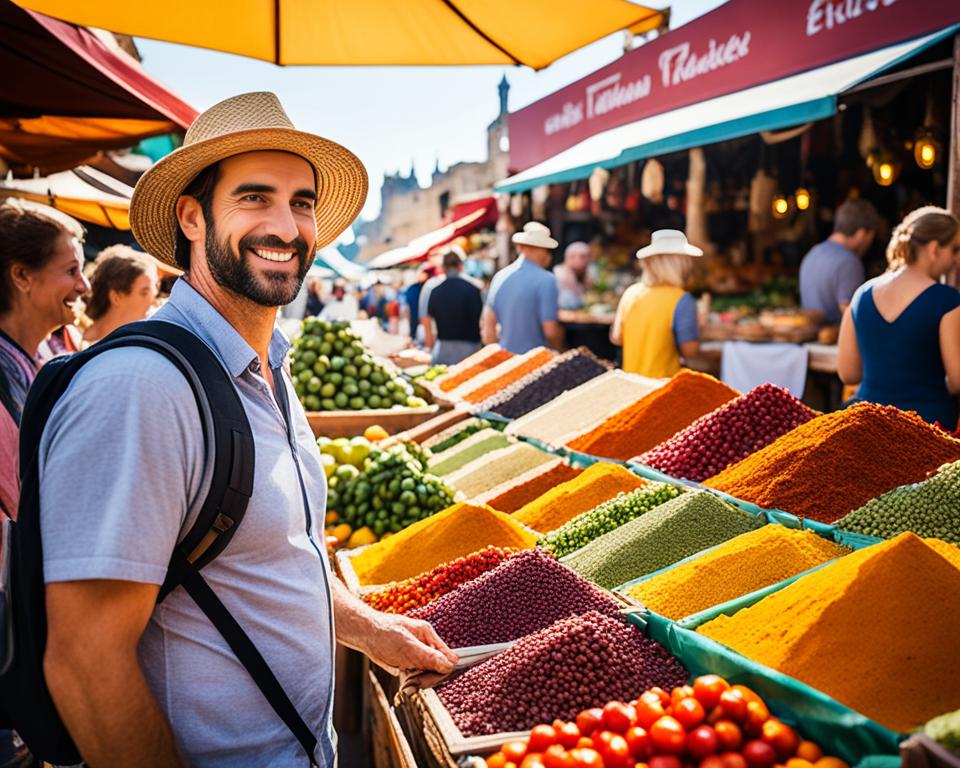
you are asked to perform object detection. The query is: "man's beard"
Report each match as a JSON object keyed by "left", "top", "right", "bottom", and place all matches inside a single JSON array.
[{"left": 205, "top": 222, "right": 311, "bottom": 307}]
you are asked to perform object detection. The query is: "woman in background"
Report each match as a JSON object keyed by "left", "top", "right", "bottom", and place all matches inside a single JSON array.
[
  {"left": 838, "top": 206, "right": 960, "bottom": 429},
  {"left": 81, "top": 245, "right": 158, "bottom": 346}
]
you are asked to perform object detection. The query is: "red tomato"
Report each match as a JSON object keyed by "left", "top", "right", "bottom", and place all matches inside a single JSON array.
[
  {"left": 718, "top": 690, "right": 748, "bottom": 723},
  {"left": 521, "top": 755, "right": 547, "bottom": 768},
  {"left": 625, "top": 726, "right": 652, "bottom": 760},
  {"left": 650, "top": 755, "right": 684, "bottom": 768},
  {"left": 568, "top": 747, "right": 605, "bottom": 768},
  {"left": 714, "top": 721, "right": 743, "bottom": 752},
  {"left": 603, "top": 701, "right": 639, "bottom": 733},
  {"left": 577, "top": 709, "right": 606, "bottom": 737},
  {"left": 732, "top": 685, "right": 763, "bottom": 706},
  {"left": 487, "top": 754, "right": 509, "bottom": 768},
  {"left": 649, "top": 687, "right": 672, "bottom": 707},
  {"left": 544, "top": 745, "right": 575, "bottom": 768},
  {"left": 554, "top": 721, "right": 582, "bottom": 750},
  {"left": 529, "top": 725, "right": 559, "bottom": 754},
  {"left": 700, "top": 757, "right": 726, "bottom": 768},
  {"left": 687, "top": 726, "right": 718, "bottom": 759},
  {"left": 720, "top": 752, "right": 748, "bottom": 768},
  {"left": 595, "top": 733, "right": 632, "bottom": 768},
  {"left": 743, "top": 740, "right": 778, "bottom": 768},
  {"left": 674, "top": 698, "right": 707, "bottom": 730},
  {"left": 761, "top": 720, "right": 799, "bottom": 760},
  {"left": 671, "top": 685, "right": 696, "bottom": 705},
  {"left": 743, "top": 702, "right": 771, "bottom": 736},
  {"left": 649, "top": 716, "right": 687, "bottom": 755},
  {"left": 502, "top": 741, "right": 528, "bottom": 762},
  {"left": 576, "top": 737, "right": 595, "bottom": 749},
  {"left": 693, "top": 676, "right": 730, "bottom": 711},
  {"left": 636, "top": 693, "right": 667, "bottom": 728}
]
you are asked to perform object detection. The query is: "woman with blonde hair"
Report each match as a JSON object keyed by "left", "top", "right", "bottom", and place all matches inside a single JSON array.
[
  {"left": 838, "top": 206, "right": 960, "bottom": 428},
  {"left": 81, "top": 244, "right": 158, "bottom": 345},
  {"left": 611, "top": 229, "right": 702, "bottom": 377}
]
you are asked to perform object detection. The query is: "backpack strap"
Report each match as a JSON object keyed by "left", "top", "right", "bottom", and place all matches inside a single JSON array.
[
  {"left": 0, "top": 365, "right": 21, "bottom": 427},
  {"left": 20, "top": 320, "right": 318, "bottom": 764}
]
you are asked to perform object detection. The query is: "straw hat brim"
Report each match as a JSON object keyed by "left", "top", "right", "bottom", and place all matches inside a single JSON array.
[
  {"left": 512, "top": 232, "right": 559, "bottom": 250},
  {"left": 636, "top": 242, "right": 703, "bottom": 259},
  {"left": 130, "top": 126, "right": 368, "bottom": 266}
]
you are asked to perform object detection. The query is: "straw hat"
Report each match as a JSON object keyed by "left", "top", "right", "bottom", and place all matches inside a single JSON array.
[
  {"left": 512, "top": 221, "right": 558, "bottom": 250},
  {"left": 636, "top": 229, "right": 703, "bottom": 259},
  {"left": 130, "top": 91, "right": 368, "bottom": 266}
]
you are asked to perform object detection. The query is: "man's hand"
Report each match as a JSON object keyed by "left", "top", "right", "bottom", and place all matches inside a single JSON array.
[{"left": 332, "top": 580, "right": 457, "bottom": 675}]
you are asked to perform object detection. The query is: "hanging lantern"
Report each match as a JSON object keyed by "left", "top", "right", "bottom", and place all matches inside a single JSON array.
[
  {"left": 914, "top": 130, "right": 940, "bottom": 169},
  {"left": 872, "top": 153, "right": 901, "bottom": 187},
  {"left": 795, "top": 188, "right": 811, "bottom": 211},
  {"left": 772, "top": 194, "right": 790, "bottom": 218}
]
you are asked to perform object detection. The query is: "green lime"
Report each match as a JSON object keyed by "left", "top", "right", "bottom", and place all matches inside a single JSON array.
[
  {"left": 320, "top": 383, "right": 336, "bottom": 398},
  {"left": 297, "top": 369, "right": 312, "bottom": 384},
  {"left": 304, "top": 394, "right": 321, "bottom": 411},
  {"left": 334, "top": 392, "right": 349, "bottom": 409},
  {"left": 306, "top": 377, "right": 323, "bottom": 394},
  {"left": 343, "top": 364, "right": 358, "bottom": 378},
  {"left": 321, "top": 398, "right": 336, "bottom": 410},
  {"left": 349, "top": 397, "right": 365, "bottom": 410}
]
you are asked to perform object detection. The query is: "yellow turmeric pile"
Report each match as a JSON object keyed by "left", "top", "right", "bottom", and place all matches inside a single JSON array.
[
  {"left": 349, "top": 502, "right": 537, "bottom": 586},
  {"left": 513, "top": 462, "right": 647, "bottom": 534},
  {"left": 698, "top": 532, "right": 960, "bottom": 732},
  {"left": 627, "top": 526, "right": 849, "bottom": 620}
]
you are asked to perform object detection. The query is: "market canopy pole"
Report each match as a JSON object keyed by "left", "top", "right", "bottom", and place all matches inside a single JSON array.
[
  {"left": 10, "top": 0, "right": 665, "bottom": 70},
  {"left": 949, "top": 31, "right": 960, "bottom": 217}
]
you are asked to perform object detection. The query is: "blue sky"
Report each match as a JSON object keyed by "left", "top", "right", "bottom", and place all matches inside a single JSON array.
[{"left": 135, "top": 0, "right": 726, "bottom": 229}]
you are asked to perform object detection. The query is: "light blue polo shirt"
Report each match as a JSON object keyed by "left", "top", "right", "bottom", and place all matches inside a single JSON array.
[
  {"left": 486, "top": 257, "right": 559, "bottom": 353},
  {"left": 39, "top": 279, "right": 336, "bottom": 767}
]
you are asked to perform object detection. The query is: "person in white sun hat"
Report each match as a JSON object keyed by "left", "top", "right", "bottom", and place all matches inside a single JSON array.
[
  {"left": 611, "top": 229, "right": 703, "bottom": 378},
  {"left": 37, "top": 92, "right": 456, "bottom": 767},
  {"left": 481, "top": 221, "right": 564, "bottom": 353}
]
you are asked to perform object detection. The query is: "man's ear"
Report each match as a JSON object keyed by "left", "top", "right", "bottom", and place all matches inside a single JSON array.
[{"left": 176, "top": 196, "right": 205, "bottom": 245}]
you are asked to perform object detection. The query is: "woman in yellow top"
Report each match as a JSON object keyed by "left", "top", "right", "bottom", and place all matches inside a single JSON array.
[{"left": 611, "top": 229, "right": 702, "bottom": 377}]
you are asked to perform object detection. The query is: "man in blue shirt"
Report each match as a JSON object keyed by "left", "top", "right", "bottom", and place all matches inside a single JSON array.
[
  {"left": 482, "top": 222, "right": 564, "bottom": 353},
  {"left": 799, "top": 199, "right": 878, "bottom": 325},
  {"left": 39, "top": 92, "right": 455, "bottom": 767}
]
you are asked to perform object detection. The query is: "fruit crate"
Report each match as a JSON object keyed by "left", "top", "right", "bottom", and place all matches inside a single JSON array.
[{"left": 307, "top": 405, "right": 441, "bottom": 439}]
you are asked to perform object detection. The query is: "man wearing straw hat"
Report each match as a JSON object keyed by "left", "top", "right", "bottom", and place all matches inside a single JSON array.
[{"left": 37, "top": 93, "right": 456, "bottom": 767}]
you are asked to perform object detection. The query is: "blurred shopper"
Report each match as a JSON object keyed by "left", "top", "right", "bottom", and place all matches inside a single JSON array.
[
  {"left": 403, "top": 264, "right": 436, "bottom": 344},
  {"left": 81, "top": 245, "right": 159, "bottom": 346},
  {"left": 482, "top": 222, "right": 562, "bottom": 353},
  {"left": 0, "top": 201, "right": 87, "bottom": 519},
  {"left": 554, "top": 241, "right": 591, "bottom": 310},
  {"left": 838, "top": 206, "right": 960, "bottom": 429},
  {"left": 304, "top": 276, "right": 324, "bottom": 318},
  {"left": 611, "top": 229, "right": 701, "bottom": 378},
  {"left": 320, "top": 279, "right": 359, "bottom": 321},
  {"left": 799, "top": 199, "right": 879, "bottom": 325},
  {"left": 424, "top": 249, "right": 483, "bottom": 365}
]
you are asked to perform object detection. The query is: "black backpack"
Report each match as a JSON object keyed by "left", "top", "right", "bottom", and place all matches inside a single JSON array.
[{"left": 0, "top": 321, "right": 319, "bottom": 765}]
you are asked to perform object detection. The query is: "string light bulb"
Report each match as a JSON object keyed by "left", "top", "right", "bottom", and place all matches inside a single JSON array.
[
  {"left": 872, "top": 153, "right": 900, "bottom": 187},
  {"left": 914, "top": 132, "right": 939, "bottom": 169},
  {"left": 795, "top": 188, "right": 811, "bottom": 211},
  {"left": 772, "top": 195, "right": 789, "bottom": 218}
]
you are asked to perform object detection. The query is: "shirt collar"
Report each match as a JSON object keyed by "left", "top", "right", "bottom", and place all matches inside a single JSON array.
[{"left": 162, "top": 279, "right": 291, "bottom": 378}]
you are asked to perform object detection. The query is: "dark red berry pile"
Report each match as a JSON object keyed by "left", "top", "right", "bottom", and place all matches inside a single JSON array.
[
  {"left": 436, "top": 610, "right": 687, "bottom": 736},
  {"left": 362, "top": 546, "right": 518, "bottom": 615},
  {"left": 409, "top": 549, "right": 619, "bottom": 648},
  {"left": 637, "top": 383, "right": 816, "bottom": 482}
]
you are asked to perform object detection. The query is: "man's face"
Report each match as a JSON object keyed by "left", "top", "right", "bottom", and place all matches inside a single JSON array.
[
  {"left": 520, "top": 244, "right": 551, "bottom": 267},
  {"left": 851, "top": 228, "right": 876, "bottom": 258},
  {"left": 202, "top": 151, "right": 317, "bottom": 307}
]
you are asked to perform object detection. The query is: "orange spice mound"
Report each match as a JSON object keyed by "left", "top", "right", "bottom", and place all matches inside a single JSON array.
[
  {"left": 440, "top": 348, "right": 513, "bottom": 392},
  {"left": 487, "top": 463, "right": 584, "bottom": 514},
  {"left": 569, "top": 370, "right": 738, "bottom": 460},
  {"left": 463, "top": 349, "right": 556, "bottom": 404}
]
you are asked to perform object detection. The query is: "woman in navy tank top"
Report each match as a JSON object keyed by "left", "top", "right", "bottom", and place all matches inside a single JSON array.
[{"left": 838, "top": 206, "right": 960, "bottom": 430}]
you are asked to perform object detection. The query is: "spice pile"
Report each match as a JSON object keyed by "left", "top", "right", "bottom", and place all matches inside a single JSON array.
[
  {"left": 422, "top": 417, "right": 501, "bottom": 453},
  {"left": 436, "top": 611, "right": 688, "bottom": 736},
  {"left": 445, "top": 442, "right": 555, "bottom": 498},
  {"left": 627, "top": 525, "right": 850, "bottom": 620},
  {"left": 512, "top": 462, "right": 648, "bottom": 534},
  {"left": 362, "top": 546, "right": 518, "bottom": 615},
  {"left": 409, "top": 550, "right": 620, "bottom": 647},
  {"left": 481, "top": 461, "right": 583, "bottom": 513},
  {"left": 349, "top": 502, "right": 537, "bottom": 586},
  {"left": 699, "top": 533, "right": 960, "bottom": 732},
  {"left": 486, "top": 349, "right": 609, "bottom": 419},
  {"left": 565, "top": 491, "right": 764, "bottom": 589},
  {"left": 837, "top": 459, "right": 960, "bottom": 543},
  {"left": 637, "top": 384, "right": 816, "bottom": 481},
  {"left": 705, "top": 403, "right": 960, "bottom": 523},
  {"left": 505, "top": 371, "right": 665, "bottom": 446},
  {"left": 569, "top": 371, "right": 738, "bottom": 460},
  {"left": 539, "top": 482, "right": 684, "bottom": 558},
  {"left": 436, "top": 346, "right": 513, "bottom": 392},
  {"left": 427, "top": 429, "right": 509, "bottom": 475},
  {"left": 454, "top": 348, "right": 556, "bottom": 404}
]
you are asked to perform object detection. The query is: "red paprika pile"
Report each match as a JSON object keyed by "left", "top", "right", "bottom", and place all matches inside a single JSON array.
[
  {"left": 638, "top": 384, "right": 816, "bottom": 482},
  {"left": 705, "top": 403, "right": 960, "bottom": 523},
  {"left": 569, "top": 371, "right": 738, "bottom": 461}
]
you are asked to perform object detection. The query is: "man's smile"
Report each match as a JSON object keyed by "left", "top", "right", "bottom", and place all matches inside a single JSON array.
[{"left": 249, "top": 246, "right": 297, "bottom": 263}]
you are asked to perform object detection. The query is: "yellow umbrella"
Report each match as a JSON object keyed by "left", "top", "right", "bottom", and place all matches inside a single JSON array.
[{"left": 13, "top": 0, "right": 665, "bottom": 70}]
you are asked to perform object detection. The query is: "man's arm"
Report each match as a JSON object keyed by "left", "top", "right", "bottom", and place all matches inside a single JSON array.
[
  {"left": 331, "top": 579, "right": 456, "bottom": 675},
  {"left": 45, "top": 580, "right": 183, "bottom": 767},
  {"left": 480, "top": 306, "right": 499, "bottom": 345},
  {"left": 421, "top": 314, "right": 435, "bottom": 349},
  {"left": 540, "top": 279, "right": 563, "bottom": 351},
  {"left": 542, "top": 320, "right": 565, "bottom": 351}
]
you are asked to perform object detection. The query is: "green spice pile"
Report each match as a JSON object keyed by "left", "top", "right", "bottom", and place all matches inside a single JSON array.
[
  {"left": 446, "top": 443, "right": 555, "bottom": 498},
  {"left": 423, "top": 417, "right": 501, "bottom": 453},
  {"left": 564, "top": 490, "right": 764, "bottom": 589},
  {"left": 427, "top": 429, "right": 510, "bottom": 476},
  {"left": 837, "top": 460, "right": 960, "bottom": 544},
  {"left": 539, "top": 482, "right": 684, "bottom": 558}
]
